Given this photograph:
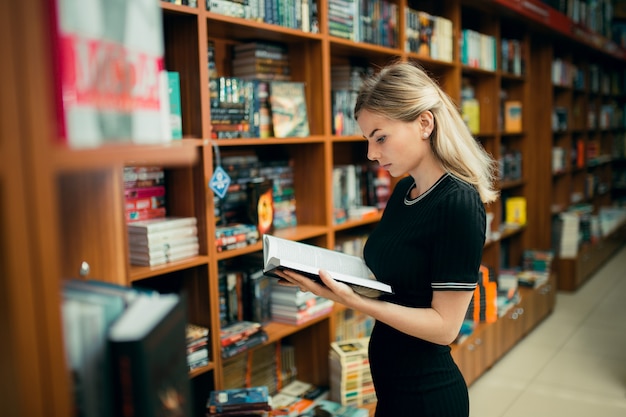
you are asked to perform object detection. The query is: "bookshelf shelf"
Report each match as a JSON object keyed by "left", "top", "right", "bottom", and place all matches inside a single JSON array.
[
  {"left": 51, "top": 142, "right": 200, "bottom": 171},
  {"left": 3, "top": 0, "right": 625, "bottom": 415},
  {"left": 129, "top": 255, "right": 211, "bottom": 282},
  {"left": 207, "top": 13, "right": 324, "bottom": 42}
]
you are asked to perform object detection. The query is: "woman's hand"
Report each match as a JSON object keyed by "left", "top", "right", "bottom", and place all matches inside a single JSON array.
[{"left": 273, "top": 269, "right": 364, "bottom": 308}]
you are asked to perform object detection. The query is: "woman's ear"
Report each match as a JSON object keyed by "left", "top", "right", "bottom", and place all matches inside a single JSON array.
[
  {"left": 419, "top": 111, "right": 434, "bottom": 136},
  {"left": 419, "top": 111, "right": 434, "bottom": 129}
]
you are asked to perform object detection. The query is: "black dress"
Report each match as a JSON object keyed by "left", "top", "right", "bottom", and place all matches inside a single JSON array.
[{"left": 363, "top": 173, "right": 486, "bottom": 417}]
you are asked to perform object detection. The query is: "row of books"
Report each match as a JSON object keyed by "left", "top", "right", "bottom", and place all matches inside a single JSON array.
[
  {"left": 331, "top": 65, "right": 371, "bottom": 136},
  {"left": 555, "top": 204, "right": 626, "bottom": 257},
  {"left": 499, "top": 149, "right": 523, "bottom": 183},
  {"left": 218, "top": 256, "right": 271, "bottom": 326},
  {"left": 206, "top": 383, "right": 368, "bottom": 416},
  {"left": 218, "top": 254, "right": 336, "bottom": 328},
  {"left": 460, "top": 28, "right": 497, "bottom": 71},
  {"left": 332, "top": 163, "right": 391, "bottom": 224},
  {"left": 207, "top": 0, "right": 319, "bottom": 33},
  {"left": 221, "top": 341, "right": 297, "bottom": 392},
  {"left": 209, "top": 76, "right": 310, "bottom": 139},
  {"left": 215, "top": 153, "right": 296, "bottom": 233},
  {"left": 61, "top": 279, "right": 191, "bottom": 417},
  {"left": 231, "top": 41, "right": 291, "bottom": 81},
  {"left": 328, "top": 0, "right": 399, "bottom": 48},
  {"left": 163, "top": 0, "right": 198, "bottom": 6},
  {"left": 404, "top": 9, "right": 453, "bottom": 62},
  {"left": 541, "top": 0, "right": 614, "bottom": 39}
]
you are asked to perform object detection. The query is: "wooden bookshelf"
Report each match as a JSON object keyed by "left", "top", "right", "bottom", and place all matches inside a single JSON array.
[{"left": 2, "top": 0, "right": 625, "bottom": 416}]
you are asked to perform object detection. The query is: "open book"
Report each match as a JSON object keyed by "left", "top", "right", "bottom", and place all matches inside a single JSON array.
[{"left": 262, "top": 234, "right": 393, "bottom": 297}]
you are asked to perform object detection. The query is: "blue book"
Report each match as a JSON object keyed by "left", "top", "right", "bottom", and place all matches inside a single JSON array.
[{"left": 207, "top": 386, "right": 271, "bottom": 414}]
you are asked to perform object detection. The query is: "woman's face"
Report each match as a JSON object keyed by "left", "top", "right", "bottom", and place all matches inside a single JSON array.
[{"left": 357, "top": 109, "right": 432, "bottom": 178}]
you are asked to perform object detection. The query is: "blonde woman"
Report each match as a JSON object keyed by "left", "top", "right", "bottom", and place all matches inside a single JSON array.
[{"left": 277, "top": 61, "right": 498, "bottom": 416}]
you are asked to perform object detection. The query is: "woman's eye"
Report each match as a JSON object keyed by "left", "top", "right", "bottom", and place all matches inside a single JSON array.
[{"left": 376, "top": 136, "right": 386, "bottom": 144}]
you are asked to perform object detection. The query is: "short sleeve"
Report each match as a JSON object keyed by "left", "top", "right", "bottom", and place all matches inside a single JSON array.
[{"left": 430, "top": 186, "right": 486, "bottom": 291}]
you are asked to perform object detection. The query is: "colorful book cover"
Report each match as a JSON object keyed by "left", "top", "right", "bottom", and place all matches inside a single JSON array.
[
  {"left": 505, "top": 196, "right": 527, "bottom": 226},
  {"left": 461, "top": 98, "right": 480, "bottom": 134},
  {"left": 52, "top": 0, "right": 168, "bottom": 147},
  {"left": 269, "top": 81, "right": 310, "bottom": 138},
  {"left": 504, "top": 100, "right": 522, "bottom": 133}
]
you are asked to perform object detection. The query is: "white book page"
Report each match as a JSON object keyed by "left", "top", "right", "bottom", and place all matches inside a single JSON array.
[{"left": 263, "top": 235, "right": 392, "bottom": 294}]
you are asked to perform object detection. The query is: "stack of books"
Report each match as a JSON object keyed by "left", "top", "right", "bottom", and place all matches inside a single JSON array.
[
  {"left": 220, "top": 320, "right": 268, "bottom": 359},
  {"left": 270, "top": 282, "right": 334, "bottom": 326},
  {"left": 207, "top": 386, "right": 272, "bottom": 416},
  {"left": 328, "top": 338, "right": 376, "bottom": 407},
  {"left": 271, "top": 379, "right": 329, "bottom": 416},
  {"left": 186, "top": 323, "right": 210, "bottom": 371},
  {"left": 231, "top": 41, "right": 291, "bottom": 81},
  {"left": 127, "top": 216, "right": 199, "bottom": 266},
  {"left": 123, "top": 166, "right": 167, "bottom": 223}
]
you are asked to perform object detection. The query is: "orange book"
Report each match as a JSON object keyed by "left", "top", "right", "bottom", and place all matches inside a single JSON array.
[{"left": 504, "top": 100, "right": 522, "bottom": 133}]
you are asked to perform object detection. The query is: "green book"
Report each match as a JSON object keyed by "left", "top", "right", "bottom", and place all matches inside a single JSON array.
[{"left": 168, "top": 71, "right": 183, "bottom": 139}]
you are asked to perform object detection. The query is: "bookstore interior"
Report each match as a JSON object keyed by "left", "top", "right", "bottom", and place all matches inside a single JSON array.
[{"left": 3, "top": 0, "right": 626, "bottom": 416}]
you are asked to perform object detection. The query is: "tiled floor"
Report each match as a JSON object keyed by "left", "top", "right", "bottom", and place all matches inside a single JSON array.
[{"left": 468, "top": 245, "right": 626, "bottom": 417}]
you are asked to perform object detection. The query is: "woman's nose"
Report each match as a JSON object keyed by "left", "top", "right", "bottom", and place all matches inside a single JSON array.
[{"left": 367, "top": 145, "right": 379, "bottom": 161}]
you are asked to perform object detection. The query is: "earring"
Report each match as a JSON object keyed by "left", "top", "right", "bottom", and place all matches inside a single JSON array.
[{"left": 423, "top": 132, "right": 429, "bottom": 139}]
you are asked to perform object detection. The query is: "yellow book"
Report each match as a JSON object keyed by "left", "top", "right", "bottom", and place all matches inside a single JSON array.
[
  {"left": 461, "top": 98, "right": 480, "bottom": 134},
  {"left": 505, "top": 196, "right": 527, "bottom": 225}
]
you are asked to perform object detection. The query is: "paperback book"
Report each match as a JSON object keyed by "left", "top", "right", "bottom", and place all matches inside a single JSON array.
[
  {"left": 262, "top": 234, "right": 393, "bottom": 297},
  {"left": 269, "top": 81, "right": 310, "bottom": 138}
]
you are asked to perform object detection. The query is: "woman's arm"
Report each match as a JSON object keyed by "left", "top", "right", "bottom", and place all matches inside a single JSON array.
[{"left": 275, "top": 269, "right": 473, "bottom": 346}]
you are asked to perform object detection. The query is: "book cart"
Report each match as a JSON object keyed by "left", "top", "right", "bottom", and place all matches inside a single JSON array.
[{"left": 1, "top": 0, "right": 625, "bottom": 416}]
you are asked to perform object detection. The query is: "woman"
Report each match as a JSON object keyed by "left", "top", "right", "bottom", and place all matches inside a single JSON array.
[{"left": 276, "top": 61, "right": 498, "bottom": 416}]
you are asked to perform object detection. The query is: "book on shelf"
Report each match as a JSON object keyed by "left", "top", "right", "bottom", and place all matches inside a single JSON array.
[
  {"left": 127, "top": 216, "right": 198, "bottom": 234},
  {"left": 128, "top": 224, "right": 198, "bottom": 246},
  {"left": 247, "top": 177, "right": 275, "bottom": 235},
  {"left": 51, "top": 0, "right": 170, "bottom": 147},
  {"left": 272, "top": 379, "right": 330, "bottom": 417},
  {"left": 504, "top": 196, "right": 527, "bottom": 226},
  {"left": 108, "top": 292, "right": 192, "bottom": 417},
  {"left": 298, "top": 399, "right": 369, "bottom": 417},
  {"left": 129, "top": 242, "right": 199, "bottom": 266},
  {"left": 262, "top": 234, "right": 393, "bottom": 297},
  {"left": 461, "top": 98, "right": 480, "bottom": 134},
  {"left": 206, "top": 386, "right": 272, "bottom": 415},
  {"left": 220, "top": 321, "right": 263, "bottom": 348},
  {"left": 62, "top": 280, "right": 132, "bottom": 417},
  {"left": 186, "top": 323, "right": 210, "bottom": 371},
  {"left": 504, "top": 100, "right": 522, "bottom": 133},
  {"left": 167, "top": 71, "right": 183, "bottom": 139},
  {"left": 221, "top": 329, "right": 269, "bottom": 359},
  {"left": 269, "top": 81, "right": 310, "bottom": 138},
  {"left": 271, "top": 297, "right": 335, "bottom": 326}
]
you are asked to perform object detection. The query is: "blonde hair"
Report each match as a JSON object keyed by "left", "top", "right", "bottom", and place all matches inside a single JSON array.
[{"left": 354, "top": 61, "right": 499, "bottom": 203}]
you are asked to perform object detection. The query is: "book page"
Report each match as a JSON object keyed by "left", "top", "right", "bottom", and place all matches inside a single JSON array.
[
  {"left": 264, "top": 235, "right": 370, "bottom": 278},
  {"left": 263, "top": 235, "right": 392, "bottom": 295}
]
